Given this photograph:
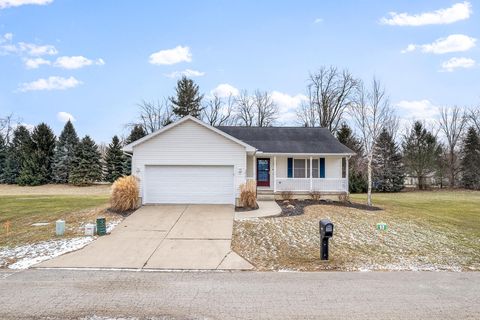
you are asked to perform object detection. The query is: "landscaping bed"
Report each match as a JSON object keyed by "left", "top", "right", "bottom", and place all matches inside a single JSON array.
[
  {"left": 276, "top": 199, "right": 382, "bottom": 217},
  {"left": 232, "top": 190, "right": 480, "bottom": 272}
]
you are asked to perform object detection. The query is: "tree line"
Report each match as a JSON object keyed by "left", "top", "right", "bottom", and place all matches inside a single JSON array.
[{"left": 1, "top": 69, "right": 479, "bottom": 204}]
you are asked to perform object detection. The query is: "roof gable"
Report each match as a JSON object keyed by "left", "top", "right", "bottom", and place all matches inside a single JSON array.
[{"left": 123, "top": 116, "right": 256, "bottom": 152}]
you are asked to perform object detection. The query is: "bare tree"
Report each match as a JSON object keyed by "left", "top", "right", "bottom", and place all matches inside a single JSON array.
[
  {"left": 252, "top": 90, "right": 278, "bottom": 127},
  {"left": 296, "top": 100, "right": 317, "bottom": 127},
  {"left": 300, "top": 66, "right": 358, "bottom": 132},
  {"left": 469, "top": 106, "right": 480, "bottom": 132},
  {"left": 350, "top": 77, "right": 393, "bottom": 206},
  {"left": 234, "top": 90, "right": 255, "bottom": 126},
  {"left": 437, "top": 106, "right": 467, "bottom": 187},
  {"left": 0, "top": 113, "right": 21, "bottom": 144},
  {"left": 128, "top": 99, "right": 173, "bottom": 134},
  {"left": 202, "top": 94, "right": 235, "bottom": 126}
]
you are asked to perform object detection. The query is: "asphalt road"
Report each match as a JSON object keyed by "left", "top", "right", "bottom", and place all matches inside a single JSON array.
[{"left": 0, "top": 269, "right": 479, "bottom": 320}]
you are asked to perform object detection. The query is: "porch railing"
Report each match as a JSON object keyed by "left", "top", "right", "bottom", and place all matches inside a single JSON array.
[{"left": 275, "top": 178, "right": 347, "bottom": 193}]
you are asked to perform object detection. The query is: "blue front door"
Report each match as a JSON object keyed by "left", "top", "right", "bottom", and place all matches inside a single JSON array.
[{"left": 257, "top": 158, "right": 270, "bottom": 187}]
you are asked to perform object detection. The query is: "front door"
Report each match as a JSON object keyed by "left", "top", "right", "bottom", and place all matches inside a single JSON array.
[{"left": 256, "top": 158, "right": 270, "bottom": 187}]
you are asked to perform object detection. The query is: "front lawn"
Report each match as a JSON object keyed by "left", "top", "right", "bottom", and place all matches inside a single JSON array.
[
  {"left": 0, "top": 194, "right": 113, "bottom": 248},
  {"left": 232, "top": 190, "right": 480, "bottom": 271}
]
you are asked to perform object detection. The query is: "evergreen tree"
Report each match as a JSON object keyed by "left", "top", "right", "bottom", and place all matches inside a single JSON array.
[
  {"left": 2, "top": 125, "right": 32, "bottom": 184},
  {"left": 125, "top": 125, "right": 147, "bottom": 144},
  {"left": 402, "top": 121, "right": 440, "bottom": 190},
  {"left": 123, "top": 125, "right": 147, "bottom": 175},
  {"left": 372, "top": 128, "right": 405, "bottom": 192},
  {"left": 52, "top": 120, "right": 79, "bottom": 183},
  {"left": 69, "top": 136, "right": 102, "bottom": 185},
  {"left": 17, "top": 123, "right": 56, "bottom": 186},
  {"left": 460, "top": 127, "right": 480, "bottom": 190},
  {"left": 337, "top": 123, "right": 367, "bottom": 193},
  {"left": 104, "top": 135, "right": 125, "bottom": 182},
  {"left": 0, "top": 134, "right": 6, "bottom": 181},
  {"left": 170, "top": 76, "right": 204, "bottom": 118}
]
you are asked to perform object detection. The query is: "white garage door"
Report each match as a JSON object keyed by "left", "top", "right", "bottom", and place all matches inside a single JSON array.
[{"left": 144, "top": 165, "right": 234, "bottom": 204}]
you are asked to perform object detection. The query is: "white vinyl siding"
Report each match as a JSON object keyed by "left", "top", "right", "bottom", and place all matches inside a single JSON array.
[
  {"left": 131, "top": 119, "right": 246, "bottom": 203},
  {"left": 144, "top": 165, "right": 234, "bottom": 204}
]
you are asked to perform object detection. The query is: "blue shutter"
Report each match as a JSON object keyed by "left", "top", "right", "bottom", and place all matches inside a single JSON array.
[
  {"left": 287, "top": 158, "right": 293, "bottom": 178},
  {"left": 320, "top": 158, "right": 325, "bottom": 178}
]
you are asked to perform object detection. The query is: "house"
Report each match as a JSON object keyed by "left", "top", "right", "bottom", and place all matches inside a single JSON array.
[{"left": 123, "top": 116, "right": 355, "bottom": 205}]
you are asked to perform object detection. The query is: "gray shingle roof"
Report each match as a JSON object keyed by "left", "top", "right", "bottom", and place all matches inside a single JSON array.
[{"left": 216, "top": 126, "right": 355, "bottom": 154}]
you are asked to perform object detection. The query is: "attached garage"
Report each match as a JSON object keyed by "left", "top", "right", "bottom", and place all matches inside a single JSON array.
[{"left": 144, "top": 165, "right": 234, "bottom": 204}]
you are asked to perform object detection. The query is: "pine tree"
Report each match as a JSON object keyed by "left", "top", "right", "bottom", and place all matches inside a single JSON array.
[
  {"left": 69, "top": 136, "right": 102, "bottom": 186},
  {"left": 336, "top": 123, "right": 367, "bottom": 193},
  {"left": 0, "top": 134, "right": 6, "bottom": 182},
  {"left": 460, "top": 127, "right": 480, "bottom": 190},
  {"left": 170, "top": 76, "right": 204, "bottom": 118},
  {"left": 17, "top": 123, "right": 56, "bottom": 186},
  {"left": 372, "top": 128, "right": 405, "bottom": 192},
  {"left": 104, "top": 135, "right": 125, "bottom": 182},
  {"left": 123, "top": 125, "right": 147, "bottom": 175},
  {"left": 125, "top": 125, "right": 147, "bottom": 144},
  {"left": 2, "top": 125, "right": 32, "bottom": 184},
  {"left": 402, "top": 121, "right": 440, "bottom": 190},
  {"left": 52, "top": 120, "right": 79, "bottom": 183}
]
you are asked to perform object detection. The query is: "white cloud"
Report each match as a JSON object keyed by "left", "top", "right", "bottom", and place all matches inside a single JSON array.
[
  {"left": 0, "top": 0, "right": 53, "bottom": 9},
  {"left": 210, "top": 83, "right": 240, "bottom": 98},
  {"left": 441, "top": 57, "right": 476, "bottom": 72},
  {"left": 313, "top": 18, "right": 323, "bottom": 24},
  {"left": 53, "top": 56, "right": 104, "bottom": 69},
  {"left": 149, "top": 46, "right": 192, "bottom": 65},
  {"left": 396, "top": 99, "right": 440, "bottom": 122},
  {"left": 18, "top": 76, "right": 82, "bottom": 92},
  {"left": 0, "top": 34, "right": 58, "bottom": 56},
  {"left": 381, "top": 1, "right": 472, "bottom": 26},
  {"left": 57, "top": 111, "right": 75, "bottom": 123},
  {"left": 165, "top": 69, "right": 205, "bottom": 78},
  {"left": 23, "top": 57, "right": 50, "bottom": 69},
  {"left": 402, "top": 34, "right": 476, "bottom": 54},
  {"left": 271, "top": 91, "right": 308, "bottom": 124}
]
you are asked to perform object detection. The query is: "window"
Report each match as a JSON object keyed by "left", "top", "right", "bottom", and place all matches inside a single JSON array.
[
  {"left": 342, "top": 157, "right": 347, "bottom": 178},
  {"left": 312, "top": 159, "right": 319, "bottom": 178},
  {"left": 293, "top": 159, "right": 306, "bottom": 178}
]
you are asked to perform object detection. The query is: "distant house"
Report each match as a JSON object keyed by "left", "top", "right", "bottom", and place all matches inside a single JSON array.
[{"left": 123, "top": 116, "right": 355, "bottom": 205}]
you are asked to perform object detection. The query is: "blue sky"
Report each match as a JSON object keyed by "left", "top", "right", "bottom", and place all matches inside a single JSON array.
[{"left": 1, "top": 0, "right": 479, "bottom": 143}]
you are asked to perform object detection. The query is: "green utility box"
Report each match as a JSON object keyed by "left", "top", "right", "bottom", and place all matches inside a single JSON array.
[{"left": 96, "top": 217, "right": 107, "bottom": 236}]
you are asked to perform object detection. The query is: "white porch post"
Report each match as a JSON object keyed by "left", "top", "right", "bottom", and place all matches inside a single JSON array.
[
  {"left": 309, "top": 156, "right": 313, "bottom": 191},
  {"left": 252, "top": 155, "right": 256, "bottom": 180},
  {"left": 346, "top": 156, "right": 350, "bottom": 193},
  {"left": 273, "top": 156, "right": 277, "bottom": 193}
]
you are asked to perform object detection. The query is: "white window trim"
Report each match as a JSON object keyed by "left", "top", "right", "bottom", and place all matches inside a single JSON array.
[{"left": 292, "top": 158, "right": 321, "bottom": 179}]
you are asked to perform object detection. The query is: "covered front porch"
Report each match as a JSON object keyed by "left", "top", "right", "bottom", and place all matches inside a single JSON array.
[{"left": 246, "top": 154, "right": 349, "bottom": 194}]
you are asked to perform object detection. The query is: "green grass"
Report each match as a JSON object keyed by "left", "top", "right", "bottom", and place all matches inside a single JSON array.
[
  {"left": 350, "top": 190, "right": 480, "bottom": 239},
  {"left": 0, "top": 195, "right": 109, "bottom": 247}
]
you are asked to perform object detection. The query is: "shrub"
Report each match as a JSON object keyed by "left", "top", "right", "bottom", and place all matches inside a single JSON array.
[
  {"left": 240, "top": 179, "right": 257, "bottom": 208},
  {"left": 110, "top": 175, "right": 139, "bottom": 212},
  {"left": 338, "top": 192, "right": 350, "bottom": 202},
  {"left": 280, "top": 191, "right": 293, "bottom": 201},
  {"left": 309, "top": 191, "right": 322, "bottom": 201}
]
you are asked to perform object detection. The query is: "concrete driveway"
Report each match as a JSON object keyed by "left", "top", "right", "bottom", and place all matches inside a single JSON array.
[{"left": 38, "top": 205, "right": 253, "bottom": 270}]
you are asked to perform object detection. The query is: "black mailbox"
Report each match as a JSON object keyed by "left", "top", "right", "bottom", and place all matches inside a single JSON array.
[{"left": 319, "top": 219, "right": 334, "bottom": 260}]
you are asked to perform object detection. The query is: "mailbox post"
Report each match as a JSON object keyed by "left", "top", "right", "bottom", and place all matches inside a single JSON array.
[{"left": 319, "top": 219, "right": 334, "bottom": 260}]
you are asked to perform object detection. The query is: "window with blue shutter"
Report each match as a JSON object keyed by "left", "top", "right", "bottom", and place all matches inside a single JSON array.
[
  {"left": 319, "top": 158, "right": 325, "bottom": 178},
  {"left": 287, "top": 158, "right": 293, "bottom": 178}
]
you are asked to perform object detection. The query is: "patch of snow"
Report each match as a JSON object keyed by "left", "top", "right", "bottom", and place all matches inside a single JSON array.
[
  {"left": 31, "top": 222, "right": 50, "bottom": 226},
  {"left": 1, "top": 237, "right": 94, "bottom": 270},
  {"left": 106, "top": 220, "right": 121, "bottom": 233}
]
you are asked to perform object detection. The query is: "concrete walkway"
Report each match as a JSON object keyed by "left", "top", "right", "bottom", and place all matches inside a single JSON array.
[
  {"left": 235, "top": 200, "right": 282, "bottom": 220},
  {"left": 37, "top": 205, "right": 253, "bottom": 271}
]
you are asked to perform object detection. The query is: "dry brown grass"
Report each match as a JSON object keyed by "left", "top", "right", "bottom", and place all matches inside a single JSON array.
[
  {"left": 240, "top": 179, "right": 257, "bottom": 208},
  {"left": 309, "top": 191, "right": 322, "bottom": 201},
  {"left": 0, "top": 184, "right": 111, "bottom": 196},
  {"left": 280, "top": 191, "right": 293, "bottom": 201},
  {"left": 110, "top": 176, "right": 139, "bottom": 212}
]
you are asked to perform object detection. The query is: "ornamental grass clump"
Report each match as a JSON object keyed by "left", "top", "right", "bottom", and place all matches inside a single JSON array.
[
  {"left": 240, "top": 179, "right": 257, "bottom": 208},
  {"left": 110, "top": 175, "right": 139, "bottom": 212}
]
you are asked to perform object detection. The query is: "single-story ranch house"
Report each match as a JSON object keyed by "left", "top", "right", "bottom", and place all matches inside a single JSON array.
[{"left": 123, "top": 116, "right": 355, "bottom": 205}]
